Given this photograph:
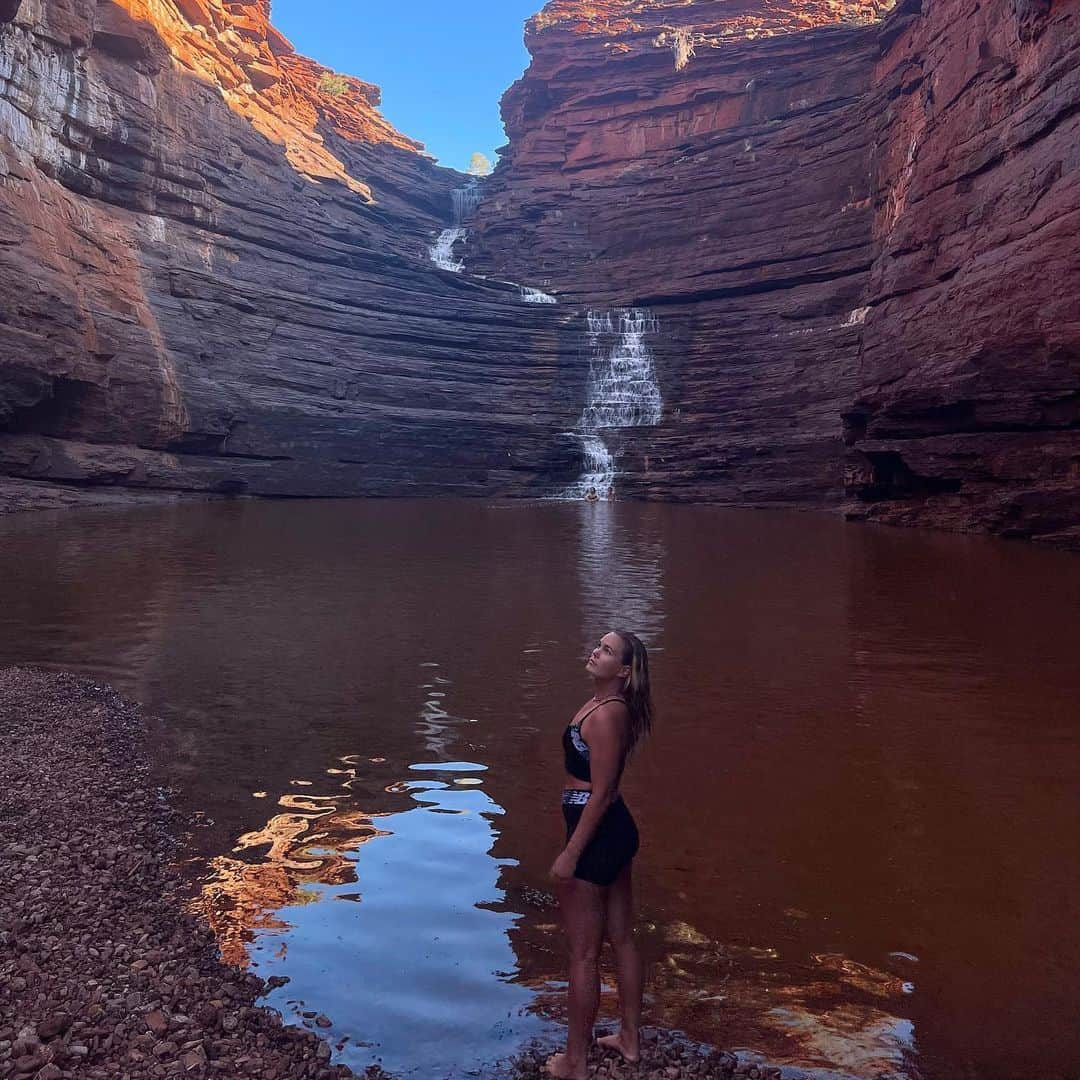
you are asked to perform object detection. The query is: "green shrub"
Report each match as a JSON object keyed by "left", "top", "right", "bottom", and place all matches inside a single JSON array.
[{"left": 317, "top": 74, "right": 349, "bottom": 98}]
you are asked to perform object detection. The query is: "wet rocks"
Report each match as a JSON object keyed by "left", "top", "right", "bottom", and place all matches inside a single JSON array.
[
  {"left": 0, "top": 666, "right": 356, "bottom": 1079},
  {"left": 505, "top": 1029, "right": 782, "bottom": 1080}
]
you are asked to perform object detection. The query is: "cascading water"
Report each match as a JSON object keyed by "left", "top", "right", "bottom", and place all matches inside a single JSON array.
[
  {"left": 452, "top": 180, "right": 482, "bottom": 224},
  {"left": 520, "top": 286, "right": 557, "bottom": 304},
  {"left": 428, "top": 181, "right": 557, "bottom": 300},
  {"left": 430, "top": 178, "right": 482, "bottom": 273},
  {"left": 564, "top": 309, "right": 663, "bottom": 500},
  {"left": 430, "top": 227, "right": 466, "bottom": 272}
]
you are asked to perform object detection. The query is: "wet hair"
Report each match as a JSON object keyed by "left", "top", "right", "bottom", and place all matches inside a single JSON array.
[{"left": 613, "top": 629, "right": 653, "bottom": 750}]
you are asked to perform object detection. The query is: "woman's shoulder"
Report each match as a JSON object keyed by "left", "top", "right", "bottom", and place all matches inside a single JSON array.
[{"left": 583, "top": 697, "right": 630, "bottom": 728}]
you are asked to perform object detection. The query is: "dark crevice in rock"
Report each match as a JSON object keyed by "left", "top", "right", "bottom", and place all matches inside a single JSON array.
[
  {"left": 5, "top": 378, "right": 98, "bottom": 440},
  {"left": 635, "top": 262, "right": 874, "bottom": 307},
  {"left": 849, "top": 450, "right": 963, "bottom": 500},
  {"left": 164, "top": 435, "right": 293, "bottom": 462}
]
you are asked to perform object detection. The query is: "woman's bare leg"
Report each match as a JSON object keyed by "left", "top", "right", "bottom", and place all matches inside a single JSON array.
[
  {"left": 547, "top": 876, "right": 605, "bottom": 1080},
  {"left": 597, "top": 862, "right": 642, "bottom": 1062}
]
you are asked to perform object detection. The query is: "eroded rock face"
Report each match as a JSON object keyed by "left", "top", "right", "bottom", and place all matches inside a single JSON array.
[
  {"left": 846, "top": 0, "right": 1080, "bottom": 545},
  {"left": 470, "top": 0, "right": 1079, "bottom": 542},
  {"left": 0, "top": 0, "right": 578, "bottom": 501},
  {"left": 1, "top": 0, "right": 1076, "bottom": 541},
  {"left": 469, "top": 0, "right": 894, "bottom": 508}
]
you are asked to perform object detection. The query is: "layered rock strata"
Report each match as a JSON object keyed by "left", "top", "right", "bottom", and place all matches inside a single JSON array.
[
  {"left": 0, "top": 0, "right": 1076, "bottom": 542},
  {"left": 848, "top": 0, "right": 1080, "bottom": 544},
  {"left": 0, "top": 1, "right": 577, "bottom": 502},
  {"left": 470, "top": 0, "right": 1079, "bottom": 542}
]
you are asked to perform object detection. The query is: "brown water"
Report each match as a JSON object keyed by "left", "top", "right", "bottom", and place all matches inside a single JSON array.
[{"left": 1, "top": 499, "right": 1078, "bottom": 1080}]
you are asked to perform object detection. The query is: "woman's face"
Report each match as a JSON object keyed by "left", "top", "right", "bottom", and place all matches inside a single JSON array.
[{"left": 585, "top": 632, "right": 629, "bottom": 681}]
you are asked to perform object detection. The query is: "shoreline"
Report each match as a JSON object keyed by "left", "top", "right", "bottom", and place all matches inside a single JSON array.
[
  {"left": 0, "top": 667, "right": 785, "bottom": 1080},
  {"left": 3, "top": 477, "right": 1077, "bottom": 556},
  {"left": 0, "top": 668, "right": 361, "bottom": 1080}
]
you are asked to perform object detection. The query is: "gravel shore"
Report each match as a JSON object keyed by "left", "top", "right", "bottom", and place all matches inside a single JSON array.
[
  {"left": 0, "top": 668, "right": 359, "bottom": 1080},
  {"left": 1, "top": 667, "right": 784, "bottom": 1080},
  {"left": 504, "top": 1031, "right": 781, "bottom": 1080}
]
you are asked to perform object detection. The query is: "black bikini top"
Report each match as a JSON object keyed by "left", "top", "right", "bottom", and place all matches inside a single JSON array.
[{"left": 563, "top": 697, "right": 625, "bottom": 782}]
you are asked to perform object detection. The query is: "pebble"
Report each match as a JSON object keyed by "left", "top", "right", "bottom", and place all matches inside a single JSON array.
[
  {"left": 0, "top": 669, "right": 365, "bottom": 1080},
  {"left": 506, "top": 1031, "right": 777, "bottom": 1079}
]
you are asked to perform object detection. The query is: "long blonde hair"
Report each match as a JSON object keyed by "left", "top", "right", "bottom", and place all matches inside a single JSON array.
[{"left": 614, "top": 629, "right": 653, "bottom": 751}]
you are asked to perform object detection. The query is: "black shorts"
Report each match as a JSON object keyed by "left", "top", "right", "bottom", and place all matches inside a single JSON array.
[{"left": 562, "top": 794, "right": 639, "bottom": 886}]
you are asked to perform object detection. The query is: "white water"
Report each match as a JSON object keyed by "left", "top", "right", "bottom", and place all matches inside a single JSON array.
[
  {"left": 430, "top": 226, "right": 466, "bottom": 273},
  {"left": 520, "top": 286, "right": 557, "bottom": 304},
  {"left": 430, "top": 179, "right": 483, "bottom": 273},
  {"left": 430, "top": 180, "right": 556, "bottom": 301},
  {"left": 564, "top": 308, "right": 663, "bottom": 500},
  {"left": 452, "top": 180, "right": 482, "bottom": 225}
]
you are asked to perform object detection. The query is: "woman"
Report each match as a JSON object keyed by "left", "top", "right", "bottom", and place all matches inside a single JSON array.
[{"left": 547, "top": 629, "right": 653, "bottom": 1080}]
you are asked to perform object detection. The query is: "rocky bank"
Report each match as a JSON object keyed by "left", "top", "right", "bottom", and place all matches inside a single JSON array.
[{"left": 0, "top": 667, "right": 367, "bottom": 1078}]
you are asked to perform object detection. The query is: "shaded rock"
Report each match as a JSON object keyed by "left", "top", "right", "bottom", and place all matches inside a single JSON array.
[
  {"left": 469, "top": 0, "right": 1080, "bottom": 544},
  {"left": 0, "top": 0, "right": 578, "bottom": 507}
]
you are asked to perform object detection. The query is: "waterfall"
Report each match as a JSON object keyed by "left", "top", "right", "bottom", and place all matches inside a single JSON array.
[
  {"left": 575, "top": 434, "right": 615, "bottom": 498},
  {"left": 429, "top": 179, "right": 482, "bottom": 273},
  {"left": 564, "top": 308, "right": 663, "bottom": 500},
  {"left": 520, "top": 286, "right": 557, "bottom": 304},
  {"left": 430, "top": 226, "right": 466, "bottom": 273},
  {"left": 430, "top": 179, "right": 556, "bottom": 301},
  {"left": 452, "top": 180, "right": 482, "bottom": 225}
]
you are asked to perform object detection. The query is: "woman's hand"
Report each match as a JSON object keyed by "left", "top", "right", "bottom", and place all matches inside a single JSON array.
[{"left": 549, "top": 849, "right": 578, "bottom": 882}]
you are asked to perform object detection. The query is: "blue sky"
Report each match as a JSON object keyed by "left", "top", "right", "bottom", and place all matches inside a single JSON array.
[{"left": 272, "top": 1, "right": 543, "bottom": 174}]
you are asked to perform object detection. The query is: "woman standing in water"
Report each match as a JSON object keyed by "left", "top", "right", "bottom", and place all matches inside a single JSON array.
[{"left": 547, "top": 630, "right": 653, "bottom": 1080}]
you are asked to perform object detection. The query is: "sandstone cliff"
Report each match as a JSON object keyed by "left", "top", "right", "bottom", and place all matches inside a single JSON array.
[
  {"left": 0, "top": 0, "right": 1076, "bottom": 545},
  {"left": 469, "top": 0, "right": 1079, "bottom": 543},
  {"left": 849, "top": 0, "right": 1079, "bottom": 543},
  {"left": 0, "top": 0, "right": 576, "bottom": 501}
]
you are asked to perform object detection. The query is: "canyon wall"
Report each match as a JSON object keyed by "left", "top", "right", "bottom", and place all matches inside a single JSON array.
[
  {"left": 849, "top": 0, "right": 1079, "bottom": 542},
  {"left": 0, "top": 0, "right": 1076, "bottom": 543},
  {"left": 469, "top": 0, "right": 1079, "bottom": 542},
  {"left": 0, "top": 0, "right": 578, "bottom": 502}
]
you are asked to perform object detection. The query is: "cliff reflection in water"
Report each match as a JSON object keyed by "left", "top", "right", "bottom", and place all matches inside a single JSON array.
[
  {"left": 202, "top": 783, "right": 391, "bottom": 968},
  {"left": 0, "top": 500, "right": 1078, "bottom": 1078}
]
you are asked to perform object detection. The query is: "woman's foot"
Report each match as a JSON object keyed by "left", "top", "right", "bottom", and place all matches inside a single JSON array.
[
  {"left": 597, "top": 1029, "right": 641, "bottom": 1063},
  {"left": 545, "top": 1051, "right": 587, "bottom": 1079}
]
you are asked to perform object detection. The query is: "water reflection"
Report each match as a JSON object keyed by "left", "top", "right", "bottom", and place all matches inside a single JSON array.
[
  {"left": 576, "top": 499, "right": 666, "bottom": 646},
  {"left": 0, "top": 501, "right": 1077, "bottom": 1079},
  {"left": 204, "top": 752, "right": 548, "bottom": 1076},
  {"left": 204, "top": 787, "right": 390, "bottom": 967}
]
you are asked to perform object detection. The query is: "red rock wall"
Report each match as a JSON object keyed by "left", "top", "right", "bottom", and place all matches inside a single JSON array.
[
  {"left": 1, "top": 0, "right": 1076, "bottom": 540},
  {"left": 468, "top": 1, "right": 897, "bottom": 506},
  {"left": 470, "top": 0, "right": 1080, "bottom": 542},
  {"left": 0, "top": 0, "right": 577, "bottom": 502},
  {"left": 847, "top": 0, "right": 1080, "bottom": 544}
]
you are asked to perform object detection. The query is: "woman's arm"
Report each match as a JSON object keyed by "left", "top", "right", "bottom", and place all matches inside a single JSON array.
[{"left": 551, "top": 702, "right": 629, "bottom": 879}]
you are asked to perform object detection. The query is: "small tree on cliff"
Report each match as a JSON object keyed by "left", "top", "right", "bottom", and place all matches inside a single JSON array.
[
  {"left": 318, "top": 74, "right": 349, "bottom": 98},
  {"left": 466, "top": 152, "right": 493, "bottom": 177}
]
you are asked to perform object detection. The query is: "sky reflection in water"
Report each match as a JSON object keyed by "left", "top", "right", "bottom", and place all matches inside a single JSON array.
[{"left": 0, "top": 499, "right": 1077, "bottom": 1078}]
